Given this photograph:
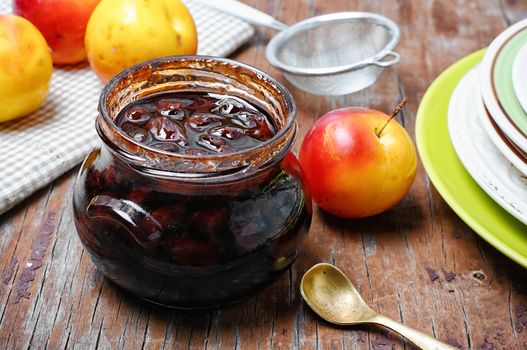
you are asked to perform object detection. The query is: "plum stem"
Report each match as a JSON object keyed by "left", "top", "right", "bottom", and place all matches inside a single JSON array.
[{"left": 375, "top": 97, "right": 407, "bottom": 138}]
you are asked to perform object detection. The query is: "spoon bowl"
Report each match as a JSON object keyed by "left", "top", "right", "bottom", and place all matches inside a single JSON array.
[
  {"left": 301, "top": 263, "right": 457, "bottom": 350},
  {"left": 300, "top": 263, "right": 376, "bottom": 324}
]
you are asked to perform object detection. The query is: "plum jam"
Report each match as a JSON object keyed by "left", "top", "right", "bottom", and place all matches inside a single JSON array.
[
  {"left": 72, "top": 56, "right": 311, "bottom": 308},
  {"left": 115, "top": 92, "right": 276, "bottom": 155}
]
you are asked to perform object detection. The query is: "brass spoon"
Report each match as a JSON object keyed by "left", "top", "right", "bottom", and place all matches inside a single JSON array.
[{"left": 300, "top": 263, "right": 457, "bottom": 350}]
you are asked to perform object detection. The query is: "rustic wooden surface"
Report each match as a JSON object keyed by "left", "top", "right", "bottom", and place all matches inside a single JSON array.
[{"left": 2, "top": 0, "right": 527, "bottom": 349}]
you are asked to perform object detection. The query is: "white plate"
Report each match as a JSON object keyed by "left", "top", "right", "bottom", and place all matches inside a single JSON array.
[
  {"left": 477, "top": 89, "right": 527, "bottom": 176},
  {"left": 512, "top": 43, "right": 527, "bottom": 115},
  {"left": 480, "top": 19, "right": 527, "bottom": 152},
  {"left": 448, "top": 67, "right": 527, "bottom": 225}
]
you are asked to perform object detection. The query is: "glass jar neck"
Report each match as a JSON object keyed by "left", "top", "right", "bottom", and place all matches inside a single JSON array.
[
  {"left": 97, "top": 117, "right": 296, "bottom": 186},
  {"left": 96, "top": 55, "right": 297, "bottom": 185}
]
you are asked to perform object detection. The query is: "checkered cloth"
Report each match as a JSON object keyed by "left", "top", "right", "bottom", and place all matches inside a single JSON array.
[{"left": 0, "top": 0, "right": 254, "bottom": 215}]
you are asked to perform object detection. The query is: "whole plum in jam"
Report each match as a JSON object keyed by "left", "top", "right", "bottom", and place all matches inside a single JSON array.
[{"left": 115, "top": 92, "right": 276, "bottom": 155}]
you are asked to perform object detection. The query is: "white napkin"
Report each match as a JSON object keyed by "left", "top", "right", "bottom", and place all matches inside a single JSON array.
[{"left": 0, "top": 0, "right": 254, "bottom": 215}]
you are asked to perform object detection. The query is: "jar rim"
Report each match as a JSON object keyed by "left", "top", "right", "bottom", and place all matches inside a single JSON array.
[{"left": 98, "top": 55, "right": 297, "bottom": 174}]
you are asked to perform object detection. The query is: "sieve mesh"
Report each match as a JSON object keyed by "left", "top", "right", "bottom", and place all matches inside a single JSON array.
[
  {"left": 275, "top": 20, "right": 392, "bottom": 70},
  {"left": 266, "top": 12, "right": 400, "bottom": 95}
]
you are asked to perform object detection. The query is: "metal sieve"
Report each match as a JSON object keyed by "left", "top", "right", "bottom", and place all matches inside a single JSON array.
[{"left": 195, "top": 1, "right": 401, "bottom": 96}]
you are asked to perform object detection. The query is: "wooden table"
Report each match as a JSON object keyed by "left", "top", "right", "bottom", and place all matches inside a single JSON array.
[{"left": 2, "top": 1, "right": 527, "bottom": 349}]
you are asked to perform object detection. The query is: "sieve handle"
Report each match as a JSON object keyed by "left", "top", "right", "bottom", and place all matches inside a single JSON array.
[
  {"left": 193, "top": 0, "right": 288, "bottom": 31},
  {"left": 372, "top": 51, "right": 401, "bottom": 67}
]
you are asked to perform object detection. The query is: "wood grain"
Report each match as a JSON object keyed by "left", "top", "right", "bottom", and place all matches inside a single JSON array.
[{"left": 2, "top": 0, "right": 527, "bottom": 349}]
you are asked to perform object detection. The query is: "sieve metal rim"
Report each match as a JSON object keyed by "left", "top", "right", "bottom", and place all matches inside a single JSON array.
[{"left": 265, "top": 12, "right": 400, "bottom": 77}]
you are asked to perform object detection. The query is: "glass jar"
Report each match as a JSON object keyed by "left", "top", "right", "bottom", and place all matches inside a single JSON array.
[{"left": 72, "top": 56, "right": 311, "bottom": 308}]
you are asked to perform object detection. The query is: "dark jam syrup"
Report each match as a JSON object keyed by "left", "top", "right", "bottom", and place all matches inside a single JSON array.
[{"left": 115, "top": 92, "right": 276, "bottom": 155}]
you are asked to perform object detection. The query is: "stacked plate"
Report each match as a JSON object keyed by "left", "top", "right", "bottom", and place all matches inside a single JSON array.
[
  {"left": 416, "top": 21, "right": 527, "bottom": 268},
  {"left": 447, "top": 19, "right": 527, "bottom": 226}
]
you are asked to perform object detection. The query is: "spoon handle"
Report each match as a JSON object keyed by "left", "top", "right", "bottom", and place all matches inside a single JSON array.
[
  {"left": 192, "top": 0, "right": 288, "bottom": 31},
  {"left": 371, "top": 314, "right": 457, "bottom": 350}
]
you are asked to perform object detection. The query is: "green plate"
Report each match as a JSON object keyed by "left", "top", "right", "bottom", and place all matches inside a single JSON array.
[
  {"left": 415, "top": 49, "right": 527, "bottom": 269},
  {"left": 494, "top": 29, "right": 527, "bottom": 135}
]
